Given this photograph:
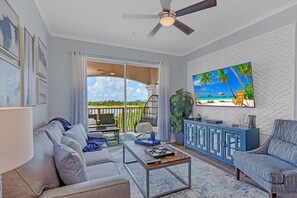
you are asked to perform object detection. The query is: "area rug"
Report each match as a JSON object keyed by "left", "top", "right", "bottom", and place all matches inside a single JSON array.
[{"left": 108, "top": 146, "right": 268, "bottom": 198}]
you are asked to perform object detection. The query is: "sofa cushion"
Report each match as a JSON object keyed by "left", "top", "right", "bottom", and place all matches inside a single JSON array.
[
  {"left": 3, "top": 131, "right": 60, "bottom": 197},
  {"left": 74, "top": 123, "right": 88, "bottom": 140},
  {"left": 83, "top": 148, "right": 113, "bottom": 166},
  {"left": 44, "top": 122, "right": 64, "bottom": 144},
  {"left": 54, "top": 143, "right": 88, "bottom": 185},
  {"left": 234, "top": 152, "right": 296, "bottom": 184},
  {"left": 86, "top": 162, "right": 119, "bottom": 180},
  {"left": 268, "top": 138, "right": 297, "bottom": 166},
  {"left": 63, "top": 125, "right": 87, "bottom": 148},
  {"left": 61, "top": 136, "right": 86, "bottom": 165}
]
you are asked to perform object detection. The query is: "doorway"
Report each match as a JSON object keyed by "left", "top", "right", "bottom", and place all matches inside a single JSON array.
[{"left": 87, "top": 58, "right": 159, "bottom": 144}]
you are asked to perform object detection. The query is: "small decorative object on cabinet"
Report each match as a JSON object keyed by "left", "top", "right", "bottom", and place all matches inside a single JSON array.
[{"left": 184, "top": 118, "right": 259, "bottom": 165}]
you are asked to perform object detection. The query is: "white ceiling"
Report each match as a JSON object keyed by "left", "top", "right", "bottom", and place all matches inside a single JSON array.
[{"left": 34, "top": 0, "right": 297, "bottom": 56}]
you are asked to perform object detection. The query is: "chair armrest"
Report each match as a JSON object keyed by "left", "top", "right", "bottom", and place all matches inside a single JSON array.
[
  {"left": 246, "top": 141, "right": 270, "bottom": 154},
  {"left": 39, "top": 175, "right": 130, "bottom": 198},
  {"left": 283, "top": 168, "right": 297, "bottom": 192},
  {"left": 88, "top": 132, "right": 104, "bottom": 138}
]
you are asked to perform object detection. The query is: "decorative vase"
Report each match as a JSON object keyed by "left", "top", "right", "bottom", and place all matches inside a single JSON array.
[{"left": 175, "top": 133, "right": 184, "bottom": 145}]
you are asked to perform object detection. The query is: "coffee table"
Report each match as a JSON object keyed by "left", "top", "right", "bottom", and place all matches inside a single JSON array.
[{"left": 123, "top": 141, "right": 191, "bottom": 198}]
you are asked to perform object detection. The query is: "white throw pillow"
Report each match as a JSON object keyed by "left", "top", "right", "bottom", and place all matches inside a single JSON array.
[
  {"left": 44, "top": 122, "right": 63, "bottom": 144},
  {"left": 63, "top": 125, "right": 87, "bottom": 148},
  {"left": 54, "top": 143, "right": 88, "bottom": 185},
  {"left": 76, "top": 123, "right": 88, "bottom": 140},
  {"left": 61, "top": 136, "right": 86, "bottom": 165}
]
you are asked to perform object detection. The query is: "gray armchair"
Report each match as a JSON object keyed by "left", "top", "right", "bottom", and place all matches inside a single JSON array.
[{"left": 234, "top": 119, "right": 297, "bottom": 198}]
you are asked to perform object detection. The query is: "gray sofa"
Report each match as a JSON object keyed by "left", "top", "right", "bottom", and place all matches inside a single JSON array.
[
  {"left": 3, "top": 121, "right": 130, "bottom": 198},
  {"left": 234, "top": 119, "right": 297, "bottom": 198}
]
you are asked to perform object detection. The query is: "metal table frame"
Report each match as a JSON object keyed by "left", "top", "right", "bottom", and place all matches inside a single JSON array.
[
  {"left": 123, "top": 145, "right": 191, "bottom": 198},
  {"left": 90, "top": 127, "right": 120, "bottom": 144}
]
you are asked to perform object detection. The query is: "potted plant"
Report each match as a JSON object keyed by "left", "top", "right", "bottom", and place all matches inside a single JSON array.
[{"left": 170, "top": 89, "right": 194, "bottom": 145}]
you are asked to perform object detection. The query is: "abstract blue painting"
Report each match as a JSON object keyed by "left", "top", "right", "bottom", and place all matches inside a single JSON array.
[
  {"left": 36, "top": 37, "right": 47, "bottom": 78},
  {"left": 0, "top": 57, "right": 21, "bottom": 106},
  {"left": 0, "top": 0, "right": 19, "bottom": 59},
  {"left": 22, "top": 28, "right": 35, "bottom": 106}
]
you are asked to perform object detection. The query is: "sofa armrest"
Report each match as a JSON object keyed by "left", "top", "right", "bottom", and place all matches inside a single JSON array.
[
  {"left": 88, "top": 132, "right": 104, "bottom": 138},
  {"left": 39, "top": 175, "right": 130, "bottom": 198}
]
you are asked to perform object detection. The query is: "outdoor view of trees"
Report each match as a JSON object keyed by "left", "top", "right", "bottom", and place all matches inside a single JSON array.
[
  {"left": 88, "top": 100, "right": 146, "bottom": 107},
  {"left": 88, "top": 76, "right": 149, "bottom": 132}
]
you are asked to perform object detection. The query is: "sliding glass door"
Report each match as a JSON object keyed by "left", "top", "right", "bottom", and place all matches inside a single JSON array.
[{"left": 87, "top": 59, "right": 159, "bottom": 143}]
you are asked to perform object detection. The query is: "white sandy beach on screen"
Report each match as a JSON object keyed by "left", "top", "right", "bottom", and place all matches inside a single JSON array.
[{"left": 197, "top": 100, "right": 254, "bottom": 107}]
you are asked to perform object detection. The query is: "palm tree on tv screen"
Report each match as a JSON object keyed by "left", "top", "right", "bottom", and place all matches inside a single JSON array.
[
  {"left": 230, "top": 67, "right": 246, "bottom": 91},
  {"left": 196, "top": 72, "right": 213, "bottom": 99},
  {"left": 217, "top": 69, "right": 236, "bottom": 98},
  {"left": 238, "top": 63, "right": 253, "bottom": 87}
]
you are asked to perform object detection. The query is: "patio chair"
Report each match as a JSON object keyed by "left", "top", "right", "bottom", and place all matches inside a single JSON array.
[
  {"left": 88, "top": 114, "right": 98, "bottom": 129},
  {"left": 232, "top": 90, "right": 248, "bottom": 106},
  {"left": 99, "top": 113, "right": 117, "bottom": 127},
  {"left": 234, "top": 119, "right": 297, "bottom": 198}
]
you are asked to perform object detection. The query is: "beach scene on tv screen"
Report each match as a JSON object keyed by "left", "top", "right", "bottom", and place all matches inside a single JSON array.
[{"left": 192, "top": 62, "right": 254, "bottom": 107}]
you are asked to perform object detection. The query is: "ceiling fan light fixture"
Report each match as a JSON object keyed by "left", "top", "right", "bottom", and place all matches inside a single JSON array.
[{"left": 159, "top": 11, "right": 176, "bottom": 26}]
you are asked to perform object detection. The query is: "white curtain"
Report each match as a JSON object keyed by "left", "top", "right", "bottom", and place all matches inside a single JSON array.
[
  {"left": 158, "top": 62, "right": 171, "bottom": 142},
  {"left": 71, "top": 52, "right": 88, "bottom": 130}
]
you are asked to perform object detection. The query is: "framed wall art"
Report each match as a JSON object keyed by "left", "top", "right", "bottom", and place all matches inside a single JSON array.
[
  {"left": 37, "top": 77, "right": 46, "bottom": 104},
  {"left": 0, "top": 0, "right": 20, "bottom": 60},
  {"left": 20, "top": 27, "right": 36, "bottom": 106},
  {"left": 0, "top": 57, "right": 21, "bottom": 106},
  {"left": 36, "top": 36, "right": 47, "bottom": 78}
]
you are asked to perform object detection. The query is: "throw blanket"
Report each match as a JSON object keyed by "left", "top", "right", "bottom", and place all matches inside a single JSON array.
[
  {"left": 83, "top": 137, "right": 107, "bottom": 152},
  {"left": 49, "top": 117, "right": 71, "bottom": 131}
]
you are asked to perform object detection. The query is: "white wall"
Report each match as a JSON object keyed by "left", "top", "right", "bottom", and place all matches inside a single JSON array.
[
  {"left": 7, "top": 0, "right": 50, "bottom": 130},
  {"left": 187, "top": 24, "right": 296, "bottom": 144},
  {"left": 48, "top": 37, "right": 186, "bottom": 122}
]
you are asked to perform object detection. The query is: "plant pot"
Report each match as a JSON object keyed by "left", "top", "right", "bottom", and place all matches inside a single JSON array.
[{"left": 175, "top": 133, "right": 184, "bottom": 145}]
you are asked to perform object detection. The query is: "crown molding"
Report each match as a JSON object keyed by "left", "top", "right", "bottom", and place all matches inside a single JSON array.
[{"left": 50, "top": 32, "right": 183, "bottom": 57}]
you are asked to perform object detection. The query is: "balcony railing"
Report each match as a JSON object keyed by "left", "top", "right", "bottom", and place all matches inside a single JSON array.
[{"left": 88, "top": 107, "right": 143, "bottom": 132}]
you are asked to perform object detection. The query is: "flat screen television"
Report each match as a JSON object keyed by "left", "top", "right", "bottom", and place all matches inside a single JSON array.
[{"left": 192, "top": 62, "right": 255, "bottom": 107}]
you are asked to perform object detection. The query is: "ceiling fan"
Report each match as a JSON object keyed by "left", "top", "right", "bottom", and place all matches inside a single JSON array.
[{"left": 123, "top": 0, "right": 217, "bottom": 37}]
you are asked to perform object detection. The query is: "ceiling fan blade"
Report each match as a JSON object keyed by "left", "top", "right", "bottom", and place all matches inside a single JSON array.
[
  {"left": 123, "top": 14, "right": 158, "bottom": 19},
  {"left": 176, "top": 0, "right": 217, "bottom": 17},
  {"left": 173, "top": 20, "right": 194, "bottom": 35},
  {"left": 148, "top": 23, "right": 162, "bottom": 37},
  {"left": 160, "top": 0, "right": 171, "bottom": 11}
]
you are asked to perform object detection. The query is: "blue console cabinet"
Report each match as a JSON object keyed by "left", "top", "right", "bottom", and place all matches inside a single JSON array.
[{"left": 184, "top": 119, "right": 259, "bottom": 165}]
